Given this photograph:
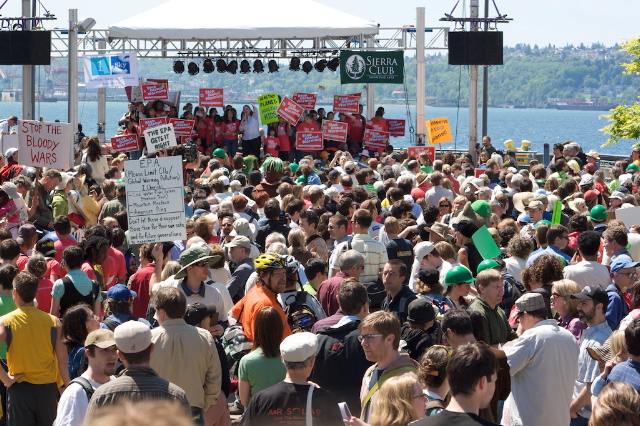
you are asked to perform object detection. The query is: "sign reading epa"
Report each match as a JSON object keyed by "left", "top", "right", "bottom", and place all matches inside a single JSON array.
[{"left": 340, "top": 51, "right": 404, "bottom": 84}]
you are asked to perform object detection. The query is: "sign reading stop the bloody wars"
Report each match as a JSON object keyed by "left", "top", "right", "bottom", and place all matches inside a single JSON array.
[
  {"left": 18, "top": 120, "right": 71, "bottom": 169},
  {"left": 426, "top": 117, "right": 453, "bottom": 145},
  {"left": 292, "top": 93, "right": 317, "bottom": 109},
  {"left": 333, "top": 95, "right": 360, "bottom": 114},
  {"left": 139, "top": 117, "right": 168, "bottom": 133},
  {"left": 296, "top": 131, "right": 323, "bottom": 151},
  {"left": 110, "top": 134, "right": 139, "bottom": 152},
  {"left": 322, "top": 120, "right": 348, "bottom": 142},
  {"left": 387, "top": 119, "right": 406, "bottom": 137},
  {"left": 407, "top": 146, "right": 436, "bottom": 162},
  {"left": 276, "top": 97, "right": 305, "bottom": 124},
  {"left": 141, "top": 83, "right": 169, "bottom": 101},
  {"left": 199, "top": 88, "right": 224, "bottom": 108},
  {"left": 169, "top": 119, "right": 195, "bottom": 137},
  {"left": 363, "top": 129, "right": 390, "bottom": 151}
]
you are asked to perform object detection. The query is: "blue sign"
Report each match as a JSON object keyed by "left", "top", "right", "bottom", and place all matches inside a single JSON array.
[
  {"left": 111, "top": 55, "right": 132, "bottom": 75},
  {"left": 90, "top": 56, "right": 111, "bottom": 76}
]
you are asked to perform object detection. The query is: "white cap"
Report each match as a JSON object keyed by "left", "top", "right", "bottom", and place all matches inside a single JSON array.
[
  {"left": 280, "top": 332, "right": 318, "bottom": 362},
  {"left": 114, "top": 321, "right": 152, "bottom": 354}
]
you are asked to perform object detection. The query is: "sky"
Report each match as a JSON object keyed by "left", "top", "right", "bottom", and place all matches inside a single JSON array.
[{"left": 1, "top": 0, "right": 638, "bottom": 48}]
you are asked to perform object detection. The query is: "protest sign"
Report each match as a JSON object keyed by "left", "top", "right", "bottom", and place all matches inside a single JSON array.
[
  {"left": 141, "top": 83, "right": 169, "bottom": 101},
  {"left": 363, "top": 129, "right": 390, "bottom": 151},
  {"left": 0, "top": 134, "right": 18, "bottom": 154},
  {"left": 292, "top": 92, "right": 317, "bottom": 109},
  {"left": 426, "top": 117, "right": 453, "bottom": 145},
  {"left": 125, "top": 156, "right": 186, "bottom": 245},
  {"left": 296, "top": 131, "right": 323, "bottom": 151},
  {"left": 139, "top": 117, "right": 168, "bottom": 133},
  {"left": 472, "top": 225, "right": 502, "bottom": 260},
  {"left": 258, "top": 93, "right": 280, "bottom": 125},
  {"left": 387, "top": 119, "right": 406, "bottom": 136},
  {"left": 199, "top": 88, "right": 224, "bottom": 108},
  {"left": 613, "top": 206, "right": 640, "bottom": 229},
  {"left": 169, "top": 119, "right": 195, "bottom": 137},
  {"left": 110, "top": 135, "right": 139, "bottom": 152},
  {"left": 322, "top": 120, "right": 348, "bottom": 142},
  {"left": 277, "top": 97, "right": 305, "bottom": 124},
  {"left": 475, "top": 168, "right": 486, "bottom": 178},
  {"left": 83, "top": 52, "right": 139, "bottom": 89},
  {"left": 18, "top": 120, "right": 71, "bottom": 169},
  {"left": 340, "top": 50, "right": 404, "bottom": 84},
  {"left": 333, "top": 95, "right": 360, "bottom": 114},
  {"left": 143, "top": 123, "right": 177, "bottom": 153},
  {"left": 551, "top": 200, "right": 563, "bottom": 224},
  {"left": 406, "top": 146, "right": 435, "bottom": 162}
]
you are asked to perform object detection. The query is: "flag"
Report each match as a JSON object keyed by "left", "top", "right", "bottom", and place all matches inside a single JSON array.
[{"left": 318, "top": 85, "right": 326, "bottom": 91}]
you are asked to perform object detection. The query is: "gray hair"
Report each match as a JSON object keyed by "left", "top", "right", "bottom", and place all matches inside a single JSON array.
[
  {"left": 511, "top": 173, "right": 523, "bottom": 188},
  {"left": 339, "top": 249, "right": 365, "bottom": 271},
  {"left": 266, "top": 242, "right": 288, "bottom": 255},
  {"left": 265, "top": 233, "right": 287, "bottom": 249}
]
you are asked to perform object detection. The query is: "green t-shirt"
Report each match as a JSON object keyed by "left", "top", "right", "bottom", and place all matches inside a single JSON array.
[
  {"left": 0, "top": 295, "right": 17, "bottom": 359},
  {"left": 302, "top": 283, "right": 318, "bottom": 297},
  {"left": 238, "top": 347, "right": 286, "bottom": 399}
]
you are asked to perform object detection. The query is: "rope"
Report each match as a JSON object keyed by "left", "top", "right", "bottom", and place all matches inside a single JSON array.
[{"left": 402, "top": 66, "right": 415, "bottom": 145}]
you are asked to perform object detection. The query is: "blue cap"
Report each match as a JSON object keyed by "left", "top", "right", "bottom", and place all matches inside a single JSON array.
[
  {"left": 106, "top": 284, "right": 137, "bottom": 302},
  {"left": 193, "top": 208, "right": 208, "bottom": 216},
  {"left": 615, "top": 186, "right": 630, "bottom": 195},
  {"left": 610, "top": 257, "right": 640, "bottom": 274}
]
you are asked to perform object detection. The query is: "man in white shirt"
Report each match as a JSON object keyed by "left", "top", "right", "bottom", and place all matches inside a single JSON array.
[{"left": 564, "top": 231, "right": 611, "bottom": 289}]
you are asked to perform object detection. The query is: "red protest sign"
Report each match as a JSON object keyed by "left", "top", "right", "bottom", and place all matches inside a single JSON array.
[
  {"left": 333, "top": 95, "right": 360, "bottom": 114},
  {"left": 292, "top": 93, "right": 317, "bottom": 109},
  {"left": 475, "top": 168, "right": 486, "bottom": 178},
  {"left": 147, "top": 79, "right": 169, "bottom": 85},
  {"left": 296, "top": 131, "right": 323, "bottom": 151},
  {"left": 407, "top": 146, "right": 435, "bottom": 162},
  {"left": 110, "top": 135, "right": 139, "bottom": 152},
  {"left": 363, "top": 129, "right": 390, "bottom": 151},
  {"left": 277, "top": 97, "right": 305, "bottom": 124},
  {"left": 199, "top": 88, "right": 224, "bottom": 108},
  {"left": 387, "top": 119, "right": 406, "bottom": 137},
  {"left": 139, "top": 117, "right": 168, "bottom": 133},
  {"left": 169, "top": 119, "right": 195, "bottom": 137},
  {"left": 322, "top": 120, "right": 348, "bottom": 142},
  {"left": 141, "top": 83, "right": 169, "bottom": 101}
]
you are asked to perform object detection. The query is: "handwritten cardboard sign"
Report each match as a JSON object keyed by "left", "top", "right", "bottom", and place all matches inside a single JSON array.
[
  {"left": 139, "top": 117, "right": 168, "bottom": 133},
  {"left": 141, "top": 83, "right": 169, "bottom": 101},
  {"left": 258, "top": 93, "right": 280, "bottom": 125},
  {"left": 169, "top": 119, "right": 195, "bottom": 137},
  {"left": 406, "top": 146, "right": 435, "bottom": 162},
  {"left": 277, "top": 97, "right": 305, "bottom": 124},
  {"left": 292, "top": 92, "right": 317, "bottom": 109},
  {"left": 18, "top": 120, "right": 71, "bottom": 169},
  {"left": 387, "top": 119, "right": 406, "bottom": 137},
  {"left": 125, "top": 156, "right": 186, "bottom": 244},
  {"left": 322, "top": 120, "right": 348, "bottom": 142},
  {"left": 143, "top": 123, "right": 177, "bottom": 153},
  {"left": 296, "top": 131, "right": 323, "bottom": 151},
  {"left": 199, "top": 88, "right": 224, "bottom": 108},
  {"left": 333, "top": 95, "right": 361, "bottom": 114},
  {"left": 363, "top": 129, "right": 390, "bottom": 151},
  {"left": 427, "top": 117, "right": 453, "bottom": 145},
  {"left": 110, "top": 134, "right": 139, "bottom": 152}
]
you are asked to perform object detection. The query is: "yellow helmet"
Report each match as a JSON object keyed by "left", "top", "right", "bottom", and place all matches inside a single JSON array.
[{"left": 254, "top": 253, "right": 287, "bottom": 270}]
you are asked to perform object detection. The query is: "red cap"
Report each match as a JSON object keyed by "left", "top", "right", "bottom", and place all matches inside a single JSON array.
[
  {"left": 411, "top": 188, "right": 426, "bottom": 200},
  {"left": 584, "top": 190, "right": 598, "bottom": 201},
  {"left": 584, "top": 163, "right": 596, "bottom": 174}
]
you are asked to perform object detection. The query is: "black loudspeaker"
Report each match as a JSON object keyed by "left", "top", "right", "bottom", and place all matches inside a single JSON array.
[
  {"left": 0, "top": 31, "right": 51, "bottom": 65},
  {"left": 448, "top": 32, "right": 503, "bottom": 66}
]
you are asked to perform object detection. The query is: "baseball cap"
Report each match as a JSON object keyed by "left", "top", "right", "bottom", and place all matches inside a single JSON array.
[
  {"left": 114, "top": 321, "right": 152, "bottom": 354},
  {"left": 4, "top": 147, "right": 18, "bottom": 158},
  {"left": 452, "top": 220, "right": 478, "bottom": 239},
  {"left": 570, "top": 286, "right": 609, "bottom": 307},
  {"left": 524, "top": 200, "right": 544, "bottom": 211},
  {"left": 85, "top": 329, "right": 116, "bottom": 349},
  {"left": 184, "top": 303, "right": 217, "bottom": 326},
  {"left": 514, "top": 293, "right": 546, "bottom": 314},
  {"left": 471, "top": 200, "right": 491, "bottom": 218},
  {"left": 106, "top": 284, "right": 138, "bottom": 302},
  {"left": 417, "top": 266, "right": 440, "bottom": 285},
  {"left": 627, "top": 164, "right": 639, "bottom": 173},
  {"left": 610, "top": 258, "right": 640, "bottom": 274},
  {"left": 584, "top": 163, "right": 596, "bottom": 174},
  {"left": 344, "top": 161, "right": 356, "bottom": 173},
  {"left": 230, "top": 218, "right": 256, "bottom": 237},
  {"left": 280, "top": 332, "right": 318, "bottom": 362},
  {"left": 610, "top": 191, "right": 624, "bottom": 200},
  {"left": 16, "top": 223, "right": 37, "bottom": 245},
  {"left": 35, "top": 238, "right": 56, "bottom": 257},
  {"left": 583, "top": 190, "right": 598, "bottom": 202},
  {"left": 414, "top": 241, "right": 436, "bottom": 260},
  {"left": 579, "top": 174, "right": 594, "bottom": 187},
  {"left": 226, "top": 235, "right": 251, "bottom": 250},
  {"left": 327, "top": 170, "right": 340, "bottom": 180},
  {"left": 406, "top": 299, "right": 436, "bottom": 324},
  {"left": 213, "top": 148, "right": 226, "bottom": 159},
  {"left": 1, "top": 182, "right": 19, "bottom": 200}
]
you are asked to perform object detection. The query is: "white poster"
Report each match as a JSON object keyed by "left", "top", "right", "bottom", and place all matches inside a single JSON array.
[
  {"left": 83, "top": 52, "right": 139, "bottom": 89},
  {"left": 125, "top": 156, "right": 186, "bottom": 244},
  {"left": 143, "top": 123, "right": 177, "bottom": 153},
  {"left": 614, "top": 206, "right": 640, "bottom": 229},
  {"left": 18, "top": 120, "right": 71, "bottom": 169},
  {"left": 0, "top": 134, "right": 19, "bottom": 153}
]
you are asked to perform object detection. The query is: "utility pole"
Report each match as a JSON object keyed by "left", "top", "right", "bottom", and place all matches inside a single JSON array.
[
  {"left": 22, "top": 0, "right": 35, "bottom": 120},
  {"left": 68, "top": 9, "right": 78, "bottom": 165},
  {"left": 482, "top": 0, "right": 489, "bottom": 138},
  {"left": 416, "top": 7, "right": 426, "bottom": 145},
  {"left": 469, "top": 0, "right": 479, "bottom": 164}
]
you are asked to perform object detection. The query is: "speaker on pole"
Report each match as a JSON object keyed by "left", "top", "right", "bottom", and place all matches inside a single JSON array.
[{"left": 448, "top": 32, "right": 503, "bottom": 66}]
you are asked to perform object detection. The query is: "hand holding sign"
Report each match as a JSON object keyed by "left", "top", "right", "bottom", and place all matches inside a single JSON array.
[{"left": 18, "top": 120, "right": 71, "bottom": 169}]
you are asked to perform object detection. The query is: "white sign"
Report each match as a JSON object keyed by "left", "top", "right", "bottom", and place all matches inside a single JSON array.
[
  {"left": 83, "top": 52, "right": 139, "bottom": 89},
  {"left": 143, "top": 123, "right": 177, "bottom": 153},
  {"left": 0, "top": 134, "right": 19, "bottom": 153},
  {"left": 124, "top": 156, "right": 186, "bottom": 244},
  {"left": 614, "top": 206, "right": 640, "bottom": 229},
  {"left": 18, "top": 120, "right": 71, "bottom": 169}
]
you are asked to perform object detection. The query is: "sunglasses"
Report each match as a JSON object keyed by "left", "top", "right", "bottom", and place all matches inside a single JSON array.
[{"left": 193, "top": 260, "right": 210, "bottom": 268}]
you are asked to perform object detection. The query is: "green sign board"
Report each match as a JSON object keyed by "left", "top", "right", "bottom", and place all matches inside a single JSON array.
[
  {"left": 340, "top": 50, "right": 404, "bottom": 84},
  {"left": 258, "top": 93, "right": 280, "bottom": 125}
]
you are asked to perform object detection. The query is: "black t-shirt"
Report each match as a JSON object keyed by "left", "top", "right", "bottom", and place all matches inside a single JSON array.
[
  {"left": 241, "top": 381, "right": 344, "bottom": 426},
  {"left": 410, "top": 410, "right": 499, "bottom": 426}
]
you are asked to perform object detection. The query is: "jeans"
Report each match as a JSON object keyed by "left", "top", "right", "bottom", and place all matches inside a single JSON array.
[
  {"left": 223, "top": 139, "right": 238, "bottom": 157},
  {"left": 570, "top": 415, "right": 589, "bottom": 426}
]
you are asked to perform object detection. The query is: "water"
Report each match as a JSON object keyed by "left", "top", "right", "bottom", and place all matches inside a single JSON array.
[{"left": 0, "top": 100, "right": 635, "bottom": 155}]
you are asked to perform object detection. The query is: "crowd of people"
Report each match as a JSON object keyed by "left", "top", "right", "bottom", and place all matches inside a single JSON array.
[{"left": 0, "top": 105, "right": 640, "bottom": 426}]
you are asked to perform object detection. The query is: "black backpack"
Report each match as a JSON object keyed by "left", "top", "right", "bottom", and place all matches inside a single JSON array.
[
  {"left": 284, "top": 291, "right": 317, "bottom": 333},
  {"left": 70, "top": 376, "right": 95, "bottom": 401}
]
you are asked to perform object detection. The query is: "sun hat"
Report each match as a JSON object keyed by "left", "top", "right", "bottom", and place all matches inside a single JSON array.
[{"left": 175, "top": 247, "right": 221, "bottom": 279}]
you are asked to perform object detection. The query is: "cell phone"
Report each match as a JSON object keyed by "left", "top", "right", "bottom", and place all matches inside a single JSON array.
[
  {"left": 210, "top": 312, "right": 219, "bottom": 325},
  {"left": 338, "top": 402, "right": 352, "bottom": 420}
]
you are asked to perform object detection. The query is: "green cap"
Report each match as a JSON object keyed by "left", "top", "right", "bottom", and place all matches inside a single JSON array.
[
  {"left": 213, "top": 148, "right": 226, "bottom": 159},
  {"left": 471, "top": 200, "right": 492, "bottom": 218},
  {"left": 289, "top": 163, "right": 299, "bottom": 173},
  {"left": 627, "top": 163, "right": 639, "bottom": 173},
  {"left": 533, "top": 219, "right": 552, "bottom": 229},
  {"left": 590, "top": 204, "right": 607, "bottom": 221},
  {"left": 296, "top": 175, "right": 307, "bottom": 184},
  {"left": 444, "top": 265, "right": 475, "bottom": 286},
  {"left": 477, "top": 259, "right": 500, "bottom": 274},
  {"left": 175, "top": 247, "right": 221, "bottom": 279}
]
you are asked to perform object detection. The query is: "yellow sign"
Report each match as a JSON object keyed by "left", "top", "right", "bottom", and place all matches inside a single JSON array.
[{"left": 426, "top": 117, "right": 452, "bottom": 145}]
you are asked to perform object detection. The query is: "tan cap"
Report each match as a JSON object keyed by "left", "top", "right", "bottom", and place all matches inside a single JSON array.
[{"left": 85, "top": 329, "right": 116, "bottom": 349}]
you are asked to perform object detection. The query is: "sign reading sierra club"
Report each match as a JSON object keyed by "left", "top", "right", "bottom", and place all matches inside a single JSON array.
[{"left": 340, "top": 50, "right": 404, "bottom": 84}]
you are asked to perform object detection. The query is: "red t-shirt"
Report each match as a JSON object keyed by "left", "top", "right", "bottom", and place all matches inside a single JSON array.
[
  {"left": 221, "top": 120, "right": 240, "bottom": 141},
  {"left": 101, "top": 256, "right": 117, "bottom": 289},
  {"left": 264, "top": 136, "right": 279, "bottom": 157},
  {"left": 36, "top": 278, "right": 54, "bottom": 314},
  {"left": 349, "top": 114, "right": 366, "bottom": 143},
  {"left": 46, "top": 258, "right": 63, "bottom": 281},
  {"left": 366, "top": 118, "right": 388, "bottom": 132},
  {"left": 81, "top": 262, "right": 97, "bottom": 280},
  {"left": 16, "top": 253, "right": 29, "bottom": 271},
  {"left": 108, "top": 247, "right": 127, "bottom": 281},
  {"left": 128, "top": 264, "right": 155, "bottom": 318},
  {"left": 54, "top": 237, "right": 78, "bottom": 263},
  {"left": 276, "top": 123, "right": 291, "bottom": 151}
]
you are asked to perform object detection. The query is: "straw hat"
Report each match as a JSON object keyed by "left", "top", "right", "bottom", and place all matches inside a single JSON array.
[
  {"left": 512, "top": 192, "right": 535, "bottom": 213},
  {"left": 587, "top": 150, "right": 599, "bottom": 159}
]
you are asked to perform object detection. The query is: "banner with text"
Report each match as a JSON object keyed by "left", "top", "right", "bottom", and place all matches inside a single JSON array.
[
  {"left": 139, "top": 117, "right": 168, "bottom": 133},
  {"left": 110, "top": 135, "right": 139, "bottom": 152},
  {"left": 340, "top": 50, "right": 404, "bottom": 84},
  {"left": 296, "top": 131, "right": 323, "bottom": 151},
  {"left": 333, "top": 95, "right": 360, "bottom": 114},
  {"left": 18, "top": 120, "right": 71, "bottom": 169},
  {"left": 322, "top": 120, "right": 348, "bottom": 142},
  {"left": 143, "top": 123, "right": 177, "bottom": 153},
  {"left": 407, "top": 146, "right": 435, "bottom": 162},
  {"left": 125, "top": 156, "right": 186, "bottom": 244},
  {"left": 387, "top": 119, "right": 406, "bottom": 137},
  {"left": 83, "top": 52, "right": 139, "bottom": 89},
  {"left": 427, "top": 117, "right": 453, "bottom": 145},
  {"left": 141, "top": 83, "right": 169, "bottom": 101},
  {"left": 169, "top": 119, "right": 195, "bottom": 137},
  {"left": 363, "top": 129, "right": 390, "bottom": 151},
  {"left": 292, "top": 92, "right": 317, "bottom": 109},
  {"left": 277, "top": 97, "right": 305, "bottom": 124},
  {"left": 199, "top": 88, "right": 224, "bottom": 108},
  {"left": 258, "top": 93, "right": 280, "bottom": 125}
]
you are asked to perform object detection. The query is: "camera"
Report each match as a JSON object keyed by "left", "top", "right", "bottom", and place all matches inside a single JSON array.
[{"left": 183, "top": 143, "right": 199, "bottom": 162}]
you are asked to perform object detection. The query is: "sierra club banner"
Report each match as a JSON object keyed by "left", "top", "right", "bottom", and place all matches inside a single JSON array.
[
  {"left": 83, "top": 52, "right": 139, "bottom": 89},
  {"left": 340, "top": 50, "right": 404, "bottom": 84}
]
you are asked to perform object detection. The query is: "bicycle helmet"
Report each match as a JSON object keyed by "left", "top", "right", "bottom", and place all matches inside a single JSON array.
[{"left": 254, "top": 253, "right": 287, "bottom": 270}]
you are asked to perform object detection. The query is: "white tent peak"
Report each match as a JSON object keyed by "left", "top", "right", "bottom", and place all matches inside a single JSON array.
[{"left": 108, "top": 0, "right": 380, "bottom": 39}]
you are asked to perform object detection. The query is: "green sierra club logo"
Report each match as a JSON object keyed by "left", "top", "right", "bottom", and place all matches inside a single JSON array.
[{"left": 340, "top": 51, "right": 404, "bottom": 84}]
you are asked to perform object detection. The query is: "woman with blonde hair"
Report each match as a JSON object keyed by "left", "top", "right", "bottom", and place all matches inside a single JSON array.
[
  {"left": 369, "top": 374, "right": 426, "bottom": 426},
  {"left": 434, "top": 241, "right": 457, "bottom": 265},
  {"left": 288, "top": 228, "right": 314, "bottom": 265},
  {"left": 590, "top": 381, "right": 640, "bottom": 425},
  {"left": 551, "top": 279, "right": 586, "bottom": 341}
]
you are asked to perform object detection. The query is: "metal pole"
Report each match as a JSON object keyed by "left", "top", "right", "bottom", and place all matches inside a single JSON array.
[
  {"left": 97, "top": 39, "right": 107, "bottom": 143},
  {"left": 481, "top": 0, "right": 489, "bottom": 138},
  {"left": 68, "top": 9, "right": 78, "bottom": 161},
  {"left": 416, "top": 7, "right": 426, "bottom": 145},
  {"left": 21, "top": 0, "right": 35, "bottom": 120},
  {"left": 469, "top": 0, "right": 479, "bottom": 164},
  {"left": 366, "top": 38, "right": 375, "bottom": 120}
]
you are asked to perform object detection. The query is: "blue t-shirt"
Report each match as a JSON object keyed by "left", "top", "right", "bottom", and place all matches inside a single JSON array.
[
  {"left": 51, "top": 269, "right": 103, "bottom": 302},
  {"left": 608, "top": 358, "right": 640, "bottom": 392}
]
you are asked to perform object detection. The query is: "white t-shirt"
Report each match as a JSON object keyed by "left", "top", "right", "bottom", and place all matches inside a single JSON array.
[{"left": 55, "top": 374, "right": 113, "bottom": 426}]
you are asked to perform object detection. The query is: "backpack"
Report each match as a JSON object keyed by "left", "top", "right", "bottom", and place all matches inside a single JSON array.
[
  {"left": 101, "top": 315, "right": 139, "bottom": 331},
  {"left": 70, "top": 376, "right": 94, "bottom": 401},
  {"left": 284, "top": 291, "right": 317, "bottom": 333}
]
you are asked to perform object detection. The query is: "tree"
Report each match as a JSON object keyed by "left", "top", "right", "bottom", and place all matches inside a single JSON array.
[{"left": 600, "top": 36, "right": 640, "bottom": 146}]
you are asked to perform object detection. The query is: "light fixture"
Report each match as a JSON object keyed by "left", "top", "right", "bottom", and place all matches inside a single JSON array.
[
  {"left": 289, "top": 57, "right": 300, "bottom": 71},
  {"left": 327, "top": 57, "right": 340, "bottom": 72},
  {"left": 314, "top": 59, "right": 327, "bottom": 72},
  {"left": 216, "top": 59, "right": 227, "bottom": 73},
  {"left": 227, "top": 60, "right": 238, "bottom": 74},
  {"left": 188, "top": 61, "right": 199, "bottom": 75},
  {"left": 77, "top": 17, "right": 96, "bottom": 32},
  {"left": 302, "top": 60, "right": 313, "bottom": 74},
  {"left": 203, "top": 59, "right": 214, "bottom": 73},
  {"left": 240, "top": 60, "right": 251, "bottom": 74},
  {"left": 268, "top": 60, "right": 279, "bottom": 73},
  {"left": 253, "top": 60, "right": 264, "bottom": 73},
  {"left": 173, "top": 60, "right": 185, "bottom": 74}
]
